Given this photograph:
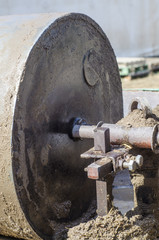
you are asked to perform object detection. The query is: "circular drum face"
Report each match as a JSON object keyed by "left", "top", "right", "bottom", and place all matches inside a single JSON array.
[{"left": 12, "top": 13, "right": 123, "bottom": 239}]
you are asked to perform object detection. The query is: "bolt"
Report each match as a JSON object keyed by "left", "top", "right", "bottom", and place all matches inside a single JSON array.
[
  {"left": 123, "top": 160, "right": 138, "bottom": 172},
  {"left": 135, "top": 155, "right": 143, "bottom": 167}
]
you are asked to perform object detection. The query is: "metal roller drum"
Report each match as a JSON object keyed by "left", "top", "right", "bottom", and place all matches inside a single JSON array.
[{"left": 0, "top": 13, "right": 123, "bottom": 239}]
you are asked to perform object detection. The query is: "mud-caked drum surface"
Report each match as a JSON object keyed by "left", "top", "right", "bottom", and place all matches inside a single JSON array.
[{"left": 12, "top": 13, "right": 123, "bottom": 239}]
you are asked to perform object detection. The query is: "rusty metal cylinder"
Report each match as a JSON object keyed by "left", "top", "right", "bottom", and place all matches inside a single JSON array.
[
  {"left": 102, "top": 124, "right": 158, "bottom": 150},
  {"left": 72, "top": 123, "right": 159, "bottom": 151},
  {"left": 0, "top": 13, "right": 123, "bottom": 240}
]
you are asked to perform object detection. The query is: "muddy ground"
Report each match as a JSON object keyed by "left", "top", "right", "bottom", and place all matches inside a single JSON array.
[
  {"left": 1, "top": 73, "right": 159, "bottom": 240},
  {"left": 67, "top": 207, "right": 159, "bottom": 240}
]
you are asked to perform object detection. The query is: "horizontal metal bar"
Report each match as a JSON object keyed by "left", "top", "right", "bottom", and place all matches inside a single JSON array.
[
  {"left": 87, "top": 157, "right": 113, "bottom": 180},
  {"left": 102, "top": 124, "right": 154, "bottom": 149},
  {"left": 72, "top": 123, "right": 159, "bottom": 150}
]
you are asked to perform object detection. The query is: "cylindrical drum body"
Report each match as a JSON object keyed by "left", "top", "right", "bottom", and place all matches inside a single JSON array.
[{"left": 0, "top": 13, "right": 123, "bottom": 239}]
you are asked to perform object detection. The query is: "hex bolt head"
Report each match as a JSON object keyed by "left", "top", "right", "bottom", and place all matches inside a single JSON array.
[
  {"left": 128, "top": 160, "right": 137, "bottom": 172},
  {"left": 135, "top": 155, "right": 143, "bottom": 167}
]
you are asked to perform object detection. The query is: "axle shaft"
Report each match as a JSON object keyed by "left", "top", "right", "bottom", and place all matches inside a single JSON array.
[{"left": 72, "top": 123, "right": 159, "bottom": 153}]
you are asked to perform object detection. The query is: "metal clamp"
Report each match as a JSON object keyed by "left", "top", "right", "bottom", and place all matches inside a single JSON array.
[{"left": 94, "top": 125, "right": 111, "bottom": 153}]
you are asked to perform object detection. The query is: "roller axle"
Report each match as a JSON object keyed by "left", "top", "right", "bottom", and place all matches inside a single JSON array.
[{"left": 72, "top": 121, "right": 159, "bottom": 153}]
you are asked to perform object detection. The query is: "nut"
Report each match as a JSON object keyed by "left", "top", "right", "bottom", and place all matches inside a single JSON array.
[
  {"left": 123, "top": 160, "right": 138, "bottom": 172},
  {"left": 135, "top": 155, "right": 143, "bottom": 167}
]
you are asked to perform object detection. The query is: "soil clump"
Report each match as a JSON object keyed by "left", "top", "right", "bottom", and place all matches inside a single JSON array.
[{"left": 67, "top": 207, "right": 159, "bottom": 240}]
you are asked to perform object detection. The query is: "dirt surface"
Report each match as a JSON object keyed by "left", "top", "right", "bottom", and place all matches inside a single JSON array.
[
  {"left": 67, "top": 207, "right": 159, "bottom": 240},
  {"left": 122, "top": 73, "right": 159, "bottom": 89},
  {"left": 118, "top": 108, "right": 159, "bottom": 128}
]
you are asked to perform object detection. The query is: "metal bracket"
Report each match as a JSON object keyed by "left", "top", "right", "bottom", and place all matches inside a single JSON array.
[
  {"left": 82, "top": 145, "right": 144, "bottom": 216},
  {"left": 83, "top": 146, "right": 127, "bottom": 216},
  {"left": 86, "top": 157, "right": 113, "bottom": 180},
  {"left": 96, "top": 180, "right": 108, "bottom": 216},
  {"left": 78, "top": 121, "right": 144, "bottom": 217},
  {"left": 94, "top": 127, "right": 110, "bottom": 153}
]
